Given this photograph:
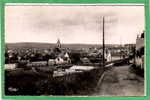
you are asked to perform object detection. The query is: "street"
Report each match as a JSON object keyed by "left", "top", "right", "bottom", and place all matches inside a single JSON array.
[{"left": 92, "top": 65, "right": 144, "bottom": 96}]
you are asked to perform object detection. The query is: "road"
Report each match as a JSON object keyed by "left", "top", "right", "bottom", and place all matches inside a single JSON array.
[{"left": 91, "top": 65, "right": 144, "bottom": 96}]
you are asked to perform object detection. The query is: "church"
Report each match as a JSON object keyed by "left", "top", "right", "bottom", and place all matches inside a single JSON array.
[{"left": 54, "top": 38, "right": 71, "bottom": 65}]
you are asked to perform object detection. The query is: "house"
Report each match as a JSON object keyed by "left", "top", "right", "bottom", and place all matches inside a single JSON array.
[
  {"left": 55, "top": 52, "right": 71, "bottom": 65},
  {"left": 55, "top": 57, "right": 64, "bottom": 64},
  {"left": 48, "top": 59, "right": 55, "bottom": 66},
  {"left": 81, "top": 57, "right": 90, "bottom": 64},
  {"left": 5, "top": 64, "right": 17, "bottom": 70}
]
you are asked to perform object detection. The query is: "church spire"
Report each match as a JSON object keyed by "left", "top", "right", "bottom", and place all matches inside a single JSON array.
[{"left": 57, "top": 38, "right": 61, "bottom": 48}]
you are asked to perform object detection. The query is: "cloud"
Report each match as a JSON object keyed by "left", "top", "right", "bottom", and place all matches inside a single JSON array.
[{"left": 5, "top": 5, "right": 144, "bottom": 44}]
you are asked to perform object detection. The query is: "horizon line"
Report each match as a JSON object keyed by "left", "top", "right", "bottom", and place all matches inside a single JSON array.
[{"left": 5, "top": 42, "right": 136, "bottom": 45}]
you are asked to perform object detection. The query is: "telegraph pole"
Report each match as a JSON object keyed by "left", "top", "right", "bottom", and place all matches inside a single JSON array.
[{"left": 102, "top": 16, "right": 105, "bottom": 69}]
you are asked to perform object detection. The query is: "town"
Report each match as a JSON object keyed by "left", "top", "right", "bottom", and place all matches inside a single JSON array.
[
  {"left": 4, "top": 32, "right": 144, "bottom": 95},
  {"left": 4, "top": 4, "right": 145, "bottom": 96}
]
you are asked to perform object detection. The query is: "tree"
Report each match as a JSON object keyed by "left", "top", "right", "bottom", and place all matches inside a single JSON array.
[{"left": 70, "top": 52, "right": 81, "bottom": 64}]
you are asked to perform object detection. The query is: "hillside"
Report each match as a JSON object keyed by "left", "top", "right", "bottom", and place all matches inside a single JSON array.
[{"left": 5, "top": 42, "right": 121, "bottom": 50}]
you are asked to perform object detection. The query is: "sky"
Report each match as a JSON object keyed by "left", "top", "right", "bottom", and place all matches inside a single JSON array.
[{"left": 5, "top": 4, "right": 144, "bottom": 44}]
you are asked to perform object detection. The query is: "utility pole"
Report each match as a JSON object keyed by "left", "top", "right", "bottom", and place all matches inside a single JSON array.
[{"left": 102, "top": 16, "right": 105, "bottom": 69}]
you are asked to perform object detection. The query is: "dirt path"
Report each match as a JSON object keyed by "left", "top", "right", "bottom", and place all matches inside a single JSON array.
[{"left": 92, "top": 65, "right": 144, "bottom": 96}]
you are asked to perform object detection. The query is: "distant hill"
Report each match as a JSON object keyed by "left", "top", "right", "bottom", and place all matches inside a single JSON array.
[
  {"left": 6, "top": 42, "right": 56, "bottom": 49},
  {"left": 5, "top": 42, "right": 121, "bottom": 50}
]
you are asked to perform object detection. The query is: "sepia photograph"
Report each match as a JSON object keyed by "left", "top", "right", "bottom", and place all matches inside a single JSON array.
[{"left": 4, "top": 4, "right": 145, "bottom": 96}]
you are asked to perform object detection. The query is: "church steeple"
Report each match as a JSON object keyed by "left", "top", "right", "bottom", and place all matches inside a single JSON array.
[{"left": 57, "top": 38, "right": 61, "bottom": 48}]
